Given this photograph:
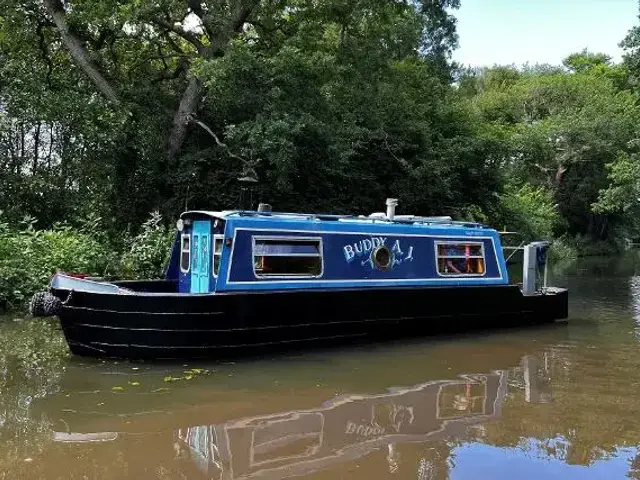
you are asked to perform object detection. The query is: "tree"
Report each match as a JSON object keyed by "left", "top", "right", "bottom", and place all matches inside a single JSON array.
[
  {"left": 563, "top": 49, "right": 612, "bottom": 72},
  {"left": 463, "top": 56, "right": 639, "bottom": 241},
  {"left": 0, "top": 0, "right": 462, "bottom": 228}
]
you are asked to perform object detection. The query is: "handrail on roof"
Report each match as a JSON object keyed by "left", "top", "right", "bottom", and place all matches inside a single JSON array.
[
  {"left": 235, "top": 211, "right": 358, "bottom": 220},
  {"left": 231, "top": 210, "right": 488, "bottom": 228}
]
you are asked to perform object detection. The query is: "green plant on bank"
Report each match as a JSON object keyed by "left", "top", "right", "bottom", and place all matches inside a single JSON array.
[
  {"left": 548, "top": 235, "right": 622, "bottom": 261},
  {"left": 0, "top": 212, "right": 175, "bottom": 312},
  {"left": 499, "top": 184, "right": 561, "bottom": 242},
  {"left": 117, "top": 211, "right": 176, "bottom": 280},
  {"left": 548, "top": 237, "right": 579, "bottom": 262},
  {"left": 0, "top": 214, "right": 112, "bottom": 310}
]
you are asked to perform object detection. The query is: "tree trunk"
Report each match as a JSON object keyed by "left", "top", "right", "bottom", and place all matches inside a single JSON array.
[
  {"left": 166, "top": 76, "right": 204, "bottom": 161},
  {"left": 163, "top": 2, "right": 257, "bottom": 162},
  {"left": 47, "top": 124, "right": 54, "bottom": 168},
  {"left": 43, "top": 0, "right": 120, "bottom": 104},
  {"left": 33, "top": 122, "right": 41, "bottom": 175},
  {"left": 19, "top": 123, "right": 25, "bottom": 160},
  {"left": 555, "top": 164, "right": 568, "bottom": 186}
]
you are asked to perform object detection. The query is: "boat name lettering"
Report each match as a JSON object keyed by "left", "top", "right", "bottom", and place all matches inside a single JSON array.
[
  {"left": 344, "top": 421, "right": 386, "bottom": 437},
  {"left": 343, "top": 237, "right": 386, "bottom": 262},
  {"left": 343, "top": 237, "right": 415, "bottom": 269}
]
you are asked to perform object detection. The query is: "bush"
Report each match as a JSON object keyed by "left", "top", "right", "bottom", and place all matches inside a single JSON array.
[
  {"left": 548, "top": 236, "right": 579, "bottom": 261},
  {"left": 0, "top": 212, "right": 178, "bottom": 312},
  {"left": 498, "top": 184, "right": 561, "bottom": 241},
  {"left": 549, "top": 234, "right": 621, "bottom": 261},
  {"left": 115, "top": 211, "right": 176, "bottom": 280},
  {"left": 0, "top": 216, "right": 112, "bottom": 310}
]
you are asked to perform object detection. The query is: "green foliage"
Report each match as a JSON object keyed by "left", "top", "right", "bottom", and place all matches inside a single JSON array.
[
  {"left": 463, "top": 55, "right": 640, "bottom": 243},
  {"left": 117, "top": 212, "right": 176, "bottom": 279},
  {"left": 1, "top": 0, "right": 640, "bottom": 285},
  {"left": 498, "top": 184, "right": 561, "bottom": 241},
  {"left": 0, "top": 211, "right": 177, "bottom": 310},
  {"left": 0, "top": 217, "right": 112, "bottom": 309},
  {"left": 563, "top": 50, "right": 612, "bottom": 72},
  {"left": 593, "top": 151, "right": 640, "bottom": 214},
  {"left": 0, "top": 0, "right": 462, "bottom": 232},
  {"left": 548, "top": 237, "right": 579, "bottom": 262},
  {"left": 548, "top": 234, "right": 621, "bottom": 261}
]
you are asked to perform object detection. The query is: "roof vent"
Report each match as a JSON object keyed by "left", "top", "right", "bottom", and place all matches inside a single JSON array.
[
  {"left": 257, "top": 203, "right": 272, "bottom": 213},
  {"left": 386, "top": 198, "right": 398, "bottom": 220}
]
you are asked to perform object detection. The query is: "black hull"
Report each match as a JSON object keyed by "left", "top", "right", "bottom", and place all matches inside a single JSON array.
[{"left": 50, "top": 284, "right": 569, "bottom": 360}]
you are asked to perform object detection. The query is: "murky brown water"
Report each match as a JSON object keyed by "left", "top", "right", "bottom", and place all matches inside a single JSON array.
[{"left": 3, "top": 255, "right": 640, "bottom": 479}]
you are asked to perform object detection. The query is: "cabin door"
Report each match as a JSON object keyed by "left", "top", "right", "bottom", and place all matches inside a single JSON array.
[{"left": 190, "top": 221, "right": 211, "bottom": 293}]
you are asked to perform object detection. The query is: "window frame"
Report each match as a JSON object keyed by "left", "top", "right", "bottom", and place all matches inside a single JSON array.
[
  {"left": 180, "top": 234, "right": 191, "bottom": 274},
  {"left": 251, "top": 235, "right": 324, "bottom": 280},
  {"left": 434, "top": 240, "right": 487, "bottom": 278},
  {"left": 212, "top": 234, "right": 224, "bottom": 278}
]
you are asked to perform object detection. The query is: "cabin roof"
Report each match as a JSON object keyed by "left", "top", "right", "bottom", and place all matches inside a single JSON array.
[{"left": 180, "top": 209, "right": 492, "bottom": 231}]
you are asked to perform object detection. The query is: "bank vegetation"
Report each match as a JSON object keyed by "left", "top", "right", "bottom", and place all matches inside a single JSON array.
[{"left": 3, "top": 1, "right": 640, "bottom": 308}]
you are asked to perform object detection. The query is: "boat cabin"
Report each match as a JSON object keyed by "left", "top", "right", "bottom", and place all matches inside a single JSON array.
[{"left": 166, "top": 200, "right": 511, "bottom": 294}]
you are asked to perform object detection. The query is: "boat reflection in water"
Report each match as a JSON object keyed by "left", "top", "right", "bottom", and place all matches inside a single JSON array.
[
  {"left": 174, "top": 370, "right": 508, "bottom": 479},
  {"left": 42, "top": 349, "right": 556, "bottom": 480}
]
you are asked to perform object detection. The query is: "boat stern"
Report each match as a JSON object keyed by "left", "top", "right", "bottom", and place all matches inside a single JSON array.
[{"left": 519, "top": 241, "right": 569, "bottom": 322}]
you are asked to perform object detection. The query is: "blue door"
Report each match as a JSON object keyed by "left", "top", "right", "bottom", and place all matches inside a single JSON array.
[{"left": 190, "top": 221, "right": 211, "bottom": 293}]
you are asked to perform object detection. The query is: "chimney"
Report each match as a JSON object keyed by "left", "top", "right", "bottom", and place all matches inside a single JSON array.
[{"left": 386, "top": 198, "right": 398, "bottom": 220}]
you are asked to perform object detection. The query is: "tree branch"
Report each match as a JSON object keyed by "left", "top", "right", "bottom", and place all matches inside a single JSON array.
[
  {"left": 230, "top": 2, "right": 256, "bottom": 32},
  {"left": 42, "top": 0, "right": 120, "bottom": 104},
  {"left": 188, "top": 115, "right": 247, "bottom": 163},
  {"left": 36, "top": 22, "right": 54, "bottom": 88},
  {"left": 108, "top": 35, "right": 119, "bottom": 73},
  {"left": 150, "top": 58, "right": 189, "bottom": 84},
  {"left": 555, "top": 164, "right": 569, "bottom": 186},
  {"left": 152, "top": 17, "right": 205, "bottom": 53},
  {"left": 245, "top": 19, "right": 292, "bottom": 36},
  {"left": 157, "top": 43, "right": 170, "bottom": 71},
  {"left": 163, "top": 32, "right": 188, "bottom": 55},
  {"left": 381, "top": 130, "right": 410, "bottom": 170},
  {"left": 198, "top": 0, "right": 257, "bottom": 54}
]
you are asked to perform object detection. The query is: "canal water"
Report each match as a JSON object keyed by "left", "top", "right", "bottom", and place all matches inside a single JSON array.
[{"left": 2, "top": 255, "right": 640, "bottom": 479}]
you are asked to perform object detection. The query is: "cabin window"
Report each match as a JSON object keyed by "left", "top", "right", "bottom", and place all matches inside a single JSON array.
[
  {"left": 180, "top": 234, "right": 191, "bottom": 273},
  {"left": 435, "top": 242, "right": 486, "bottom": 276},
  {"left": 252, "top": 237, "right": 323, "bottom": 278},
  {"left": 212, "top": 235, "right": 223, "bottom": 277}
]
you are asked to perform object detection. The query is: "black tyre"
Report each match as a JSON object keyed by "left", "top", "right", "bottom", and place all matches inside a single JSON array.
[{"left": 29, "top": 291, "right": 62, "bottom": 317}]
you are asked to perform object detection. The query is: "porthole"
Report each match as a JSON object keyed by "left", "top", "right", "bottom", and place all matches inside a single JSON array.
[{"left": 372, "top": 245, "right": 393, "bottom": 271}]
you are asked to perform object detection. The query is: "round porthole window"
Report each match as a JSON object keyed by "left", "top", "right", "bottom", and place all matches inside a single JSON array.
[{"left": 372, "top": 245, "right": 393, "bottom": 271}]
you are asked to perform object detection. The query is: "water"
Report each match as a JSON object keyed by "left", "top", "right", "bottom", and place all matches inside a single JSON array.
[{"left": 3, "top": 255, "right": 640, "bottom": 479}]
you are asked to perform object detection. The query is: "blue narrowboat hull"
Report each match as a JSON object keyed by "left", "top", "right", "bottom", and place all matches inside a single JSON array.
[{"left": 49, "top": 282, "right": 568, "bottom": 360}]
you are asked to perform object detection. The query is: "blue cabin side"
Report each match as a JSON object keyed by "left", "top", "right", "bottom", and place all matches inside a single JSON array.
[{"left": 166, "top": 211, "right": 510, "bottom": 294}]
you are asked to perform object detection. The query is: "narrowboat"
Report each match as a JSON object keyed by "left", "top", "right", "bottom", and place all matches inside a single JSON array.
[{"left": 30, "top": 199, "right": 569, "bottom": 359}]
